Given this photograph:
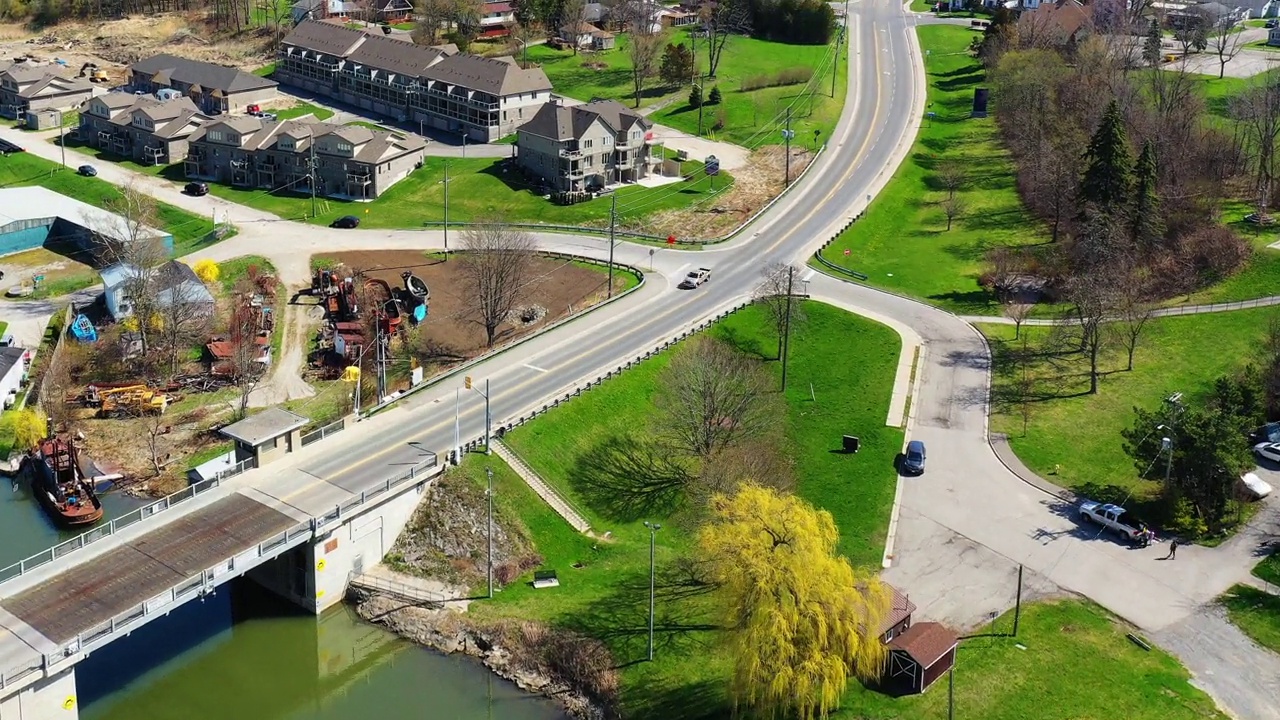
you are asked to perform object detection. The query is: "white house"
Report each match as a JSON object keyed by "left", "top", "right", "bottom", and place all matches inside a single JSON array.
[
  {"left": 101, "top": 261, "right": 215, "bottom": 322},
  {"left": 0, "top": 346, "right": 29, "bottom": 410}
]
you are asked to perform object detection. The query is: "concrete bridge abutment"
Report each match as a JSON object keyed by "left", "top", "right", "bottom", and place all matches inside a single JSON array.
[{"left": 0, "top": 666, "right": 77, "bottom": 720}]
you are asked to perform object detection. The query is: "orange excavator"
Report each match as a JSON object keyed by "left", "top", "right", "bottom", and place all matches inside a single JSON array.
[{"left": 365, "top": 278, "right": 403, "bottom": 335}]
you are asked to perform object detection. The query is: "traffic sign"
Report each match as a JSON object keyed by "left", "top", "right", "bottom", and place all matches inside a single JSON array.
[
  {"left": 705, "top": 155, "right": 720, "bottom": 176},
  {"left": 667, "top": 235, "right": 677, "bottom": 245}
]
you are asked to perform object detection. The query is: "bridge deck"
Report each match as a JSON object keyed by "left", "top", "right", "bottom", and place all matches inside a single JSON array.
[{"left": 0, "top": 494, "right": 295, "bottom": 644}]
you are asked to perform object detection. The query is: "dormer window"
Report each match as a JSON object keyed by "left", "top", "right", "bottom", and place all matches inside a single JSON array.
[
  {"left": 279, "top": 138, "right": 294, "bottom": 151},
  {"left": 337, "top": 142, "right": 353, "bottom": 153}
]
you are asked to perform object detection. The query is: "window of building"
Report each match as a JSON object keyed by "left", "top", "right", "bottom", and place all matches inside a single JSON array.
[
  {"left": 208, "top": 130, "right": 224, "bottom": 143},
  {"left": 583, "top": 139, "right": 593, "bottom": 149},
  {"left": 600, "top": 153, "right": 608, "bottom": 165},
  {"left": 604, "top": 136, "right": 611, "bottom": 147},
  {"left": 337, "top": 142, "right": 353, "bottom": 154}
]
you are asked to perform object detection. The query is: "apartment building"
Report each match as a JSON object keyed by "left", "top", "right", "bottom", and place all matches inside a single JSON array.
[
  {"left": 515, "top": 99, "right": 653, "bottom": 192},
  {"left": 184, "top": 115, "right": 425, "bottom": 199},
  {"left": 78, "top": 91, "right": 210, "bottom": 165},
  {"left": 277, "top": 19, "right": 553, "bottom": 142},
  {"left": 129, "top": 54, "right": 279, "bottom": 115},
  {"left": 0, "top": 63, "right": 95, "bottom": 119}
]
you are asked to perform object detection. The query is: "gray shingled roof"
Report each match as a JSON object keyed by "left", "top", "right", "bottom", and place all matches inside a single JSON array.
[
  {"left": 94, "top": 91, "right": 143, "bottom": 110},
  {"left": 282, "top": 19, "right": 370, "bottom": 57},
  {"left": 131, "top": 54, "right": 278, "bottom": 94},
  {"left": 519, "top": 98, "right": 649, "bottom": 142},
  {"left": 422, "top": 54, "right": 551, "bottom": 96},
  {"left": 136, "top": 96, "right": 200, "bottom": 122},
  {"left": 220, "top": 407, "right": 310, "bottom": 446},
  {"left": 0, "top": 64, "right": 50, "bottom": 83},
  {"left": 579, "top": 98, "right": 649, "bottom": 133},
  {"left": 189, "top": 115, "right": 425, "bottom": 162},
  {"left": 346, "top": 35, "right": 449, "bottom": 79}
]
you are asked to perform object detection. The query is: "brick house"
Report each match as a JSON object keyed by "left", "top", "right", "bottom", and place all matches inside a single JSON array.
[
  {"left": 0, "top": 64, "right": 95, "bottom": 119},
  {"left": 184, "top": 116, "right": 425, "bottom": 199},
  {"left": 515, "top": 98, "right": 653, "bottom": 192},
  {"left": 128, "top": 54, "right": 279, "bottom": 115},
  {"left": 77, "top": 92, "right": 211, "bottom": 165}
]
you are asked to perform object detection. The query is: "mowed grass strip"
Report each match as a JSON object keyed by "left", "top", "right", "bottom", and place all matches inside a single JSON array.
[
  {"left": 817, "top": 24, "right": 1047, "bottom": 315},
  {"left": 981, "top": 306, "right": 1280, "bottom": 502},
  {"left": 1220, "top": 585, "right": 1280, "bottom": 655}
]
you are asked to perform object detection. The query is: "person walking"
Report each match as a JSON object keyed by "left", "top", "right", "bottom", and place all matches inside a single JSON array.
[{"left": 1164, "top": 539, "right": 1179, "bottom": 560}]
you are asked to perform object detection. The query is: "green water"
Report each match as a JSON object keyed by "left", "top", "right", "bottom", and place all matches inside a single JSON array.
[
  {"left": 0, "top": 476, "right": 145, "bottom": 570},
  {"left": 76, "top": 581, "right": 567, "bottom": 720}
]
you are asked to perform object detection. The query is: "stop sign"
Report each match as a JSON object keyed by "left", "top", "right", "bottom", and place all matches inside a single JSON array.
[{"left": 667, "top": 235, "right": 677, "bottom": 245}]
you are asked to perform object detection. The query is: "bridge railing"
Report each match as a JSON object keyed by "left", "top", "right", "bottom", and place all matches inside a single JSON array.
[
  {"left": 0, "top": 458, "right": 257, "bottom": 585},
  {"left": 319, "top": 453, "right": 440, "bottom": 530},
  {"left": 301, "top": 418, "right": 346, "bottom": 447}
]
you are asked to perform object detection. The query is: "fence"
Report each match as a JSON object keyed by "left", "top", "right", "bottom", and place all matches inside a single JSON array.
[
  {"left": 347, "top": 571, "right": 449, "bottom": 605},
  {"left": 312, "top": 455, "right": 440, "bottom": 532},
  {"left": 301, "top": 418, "right": 346, "bottom": 447},
  {"left": 1150, "top": 295, "right": 1280, "bottom": 317}
]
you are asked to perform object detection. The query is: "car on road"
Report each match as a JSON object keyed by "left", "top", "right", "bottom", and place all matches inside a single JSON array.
[
  {"left": 184, "top": 181, "right": 209, "bottom": 196},
  {"left": 1254, "top": 442, "right": 1280, "bottom": 464},
  {"left": 678, "top": 267, "right": 711, "bottom": 289},
  {"left": 1241, "top": 472, "right": 1274, "bottom": 500},
  {"left": 331, "top": 215, "right": 360, "bottom": 229},
  {"left": 1079, "top": 500, "right": 1151, "bottom": 545},
  {"left": 77, "top": 164, "right": 96, "bottom": 177},
  {"left": 902, "top": 440, "right": 926, "bottom": 475}
]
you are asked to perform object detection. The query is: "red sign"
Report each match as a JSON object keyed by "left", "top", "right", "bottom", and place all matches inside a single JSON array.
[
  {"left": 843, "top": 249, "right": 851, "bottom": 257},
  {"left": 667, "top": 235, "right": 677, "bottom": 245}
]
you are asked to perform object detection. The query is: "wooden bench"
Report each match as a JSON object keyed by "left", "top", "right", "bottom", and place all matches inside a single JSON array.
[{"left": 532, "top": 570, "right": 560, "bottom": 589}]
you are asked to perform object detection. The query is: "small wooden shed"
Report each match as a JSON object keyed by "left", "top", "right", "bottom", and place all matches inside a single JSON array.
[
  {"left": 887, "top": 621, "right": 958, "bottom": 694},
  {"left": 879, "top": 583, "right": 916, "bottom": 643}
]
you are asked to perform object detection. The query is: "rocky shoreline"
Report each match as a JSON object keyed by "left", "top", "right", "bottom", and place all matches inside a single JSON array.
[{"left": 350, "top": 589, "right": 614, "bottom": 720}]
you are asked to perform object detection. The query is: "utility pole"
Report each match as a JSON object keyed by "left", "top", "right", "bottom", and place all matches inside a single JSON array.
[
  {"left": 608, "top": 193, "right": 617, "bottom": 298},
  {"left": 486, "top": 466, "right": 494, "bottom": 599},
  {"left": 832, "top": 25, "right": 843, "bottom": 98},
  {"left": 644, "top": 521, "right": 661, "bottom": 661},
  {"left": 443, "top": 159, "right": 450, "bottom": 261},
  {"left": 696, "top": 78, "right": 704, "bottom": 137},
  {"left": 309, "top": 132, "right": 318, "bottom": 218},
  {"left": 454, "top": 388, "right": 461, "bottom": 465},
  {"left": 484, "top": 377, "right": 491, "bottom": 455},
  {"left": 782, "top": 108, "right": 794, "bottom": 187},
  {"left": 781, "top": 266, "right": 793, "bottom": 391},
  {"left": 1013, "top": 564, "right": 1023, "bottom": 637},
  {"left": 58, "top": 112, "right": 65, "bottom": 168},
  {"left": 1162, "top": 392, "right": 1183, "bottom": 486}
]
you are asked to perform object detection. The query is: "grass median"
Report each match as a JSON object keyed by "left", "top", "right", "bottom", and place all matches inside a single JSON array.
[{"left": 1220, "top": 585, "right": 1280, "bottom": 655}]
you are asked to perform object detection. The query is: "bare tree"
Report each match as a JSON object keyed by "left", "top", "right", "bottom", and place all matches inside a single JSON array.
[
  {"left": 622, "top": 1, "right": 664, "bottom": 108},
  {"left": 1003, "top": 301, "right": 1033, "bottom": 340},
  {"left": 700, "top": 0, "right": 751, "bottom": 78},
  {"left": 657, "top": 336, "right": 775, "bottom": 459},
  {"left": 936, "top": 161, "right": 966, "bottom": 200},
  {"left": 560, "top": 0, "right": 589, "bottom": 54},
  {"left": 1061, "top": 273, "right": 1118, "bottom": 394},
  {"left": 509, "top": 18, "right": 544, "bottom": 65},
  {"left": 1112, "top": 278, "right": 1155, "bottom": 371},
  {"left": 941, "top": 195, "right": 966, "bottom": 231},
  {"left": 459, "top": 222, "right": 537, "bottom": 347},
  {"left": 1209, "top": 15, "right": 1245, "bottom": 80},
  {"left": 753, "top": 262, "right": 805, "bottom": 361},
  {"left": 226, "top": 295, "right": 266, "bottom": 420},
  {"left": 155, "top": 262, "right": 214, "bottom": 379},
  {"left": 415, "top": 0, "right": 454, "bottom": 43},
  {"left": 86, "top": 185, "right": 169, "bottom": 357},
  {"left": 1231, "top": 71, "right": 1280, "bottom": 220},
  {"left": 1015, "top": 332, "right": 1035, "bottom": 436}
]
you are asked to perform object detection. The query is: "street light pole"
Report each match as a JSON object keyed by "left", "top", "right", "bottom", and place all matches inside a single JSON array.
[
  {"left": 781, "top": 265, "right": 793, "bottom": 391},
  {"left": 58, "top": 111, "right": 65, "bottom": 168},
  {"left": 608, "top": 193, "right": 617, "bottom": 298},
  {"left": 782, "top": 108, "right": 794, "bottom": 187},
  {"left": 486, "top": 466, "right": 494, "bottom": 599},
  {"left": 643, "top": 521, "right": 661, "bottom": 661},
  {"left": 484, "top": 377, "right": 491, "bottom": 455},
  {"left": 443, "top": 159, "right": 450, "bottom": 261}
]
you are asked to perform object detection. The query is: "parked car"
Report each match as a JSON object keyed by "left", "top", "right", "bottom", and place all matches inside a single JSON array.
[
  {"left": 1267, "top": 18, "right": 1277, "bottom": 27},
  {"left": 0, "top": 139, "right": 25, "bottom": 153},
  {"left": 77, "top": 164, "right": 96, "bottom": 177},
  {"left": 1079, "top": 500, "right": 1151, "bottom": 545},
  {"left": 678, "top": 267, "right": 712, "bottom": 289},
  {"left": 1254, "top": 442, "right": 1280, "bottom": 464},
  {"left": 1240, "top": 472, "right": 1274, "bottom": 500},
  {"left": 902, "top": 440, "right": 926, "bottom": 475},
  {"left": 246, "top": 103, "right": 261, "bottom": 114},
  {"left": 331, "top": 215, "right": 360, "bottom": 229},
  {"left": 184, "top": 181, "right": 209, "bottom": 196}
]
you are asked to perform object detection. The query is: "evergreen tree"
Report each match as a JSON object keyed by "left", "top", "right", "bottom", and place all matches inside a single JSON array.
[
  {"left": 689, "top": 84, "right": 703, "bottom": 108},
  {"left": 1131, "top": 140, "right": 1164, "bottom": 247},
  {"left": 708, "top": 85, "right": 722, "bottom": 104},
  {"left": 659, "top": 43, "right": 695, "bottom": 88},
  {"left": 1143, "top": 19, "right": 1163, "bottom": 67},
  {"left": 1079, "top": 101, "right": 1133, "bottom": 216}
]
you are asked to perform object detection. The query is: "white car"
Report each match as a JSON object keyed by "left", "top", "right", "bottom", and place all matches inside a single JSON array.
[
  {"left": 1254, "top": 442, "right": 1280, "bottom": 464},
  {"left": 1240, "top": 472, "right": 1274, "bottom": 500}
]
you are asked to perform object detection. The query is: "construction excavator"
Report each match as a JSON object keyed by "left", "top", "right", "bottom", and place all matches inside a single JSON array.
[
  {"left": 84, "top": 384, "right": 172, "bottom": 417},
  {"left": 77, "top": 62, "right": 109, "bottom": 83},
  {"left": 365, "top": 278, "right": 403, "bottom": 335},
  {"left": 313, "top": 269, "right": 359, "bottom": 321}
]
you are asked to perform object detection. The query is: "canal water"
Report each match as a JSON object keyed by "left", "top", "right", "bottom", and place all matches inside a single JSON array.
[
  {"left": 0, "top": 474, "right": 145, "bottom": 572},
  {"left": 77, "top": 581, "right": 569, "bottom": 720}
]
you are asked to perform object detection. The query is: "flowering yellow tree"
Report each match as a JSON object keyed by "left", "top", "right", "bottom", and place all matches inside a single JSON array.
[
  {"left": 11, "top": 407, "right": 47, "bottom": 451},
  {"left": 699, "top": 485, "right": 890, "bottom": 720},
  {"left": 192, "top": 259, "right": 220, "bottom": 285}
]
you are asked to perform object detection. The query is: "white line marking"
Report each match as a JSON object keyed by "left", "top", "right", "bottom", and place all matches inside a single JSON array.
[
  {"left": 673, "top": 263, "right": 690, "bottom": 277},
  {"left": 802, "top": 269, "right": 816, "bottom": 282},
  {"left": 523, "top": 363, "right": 549, "bottom": 373}
]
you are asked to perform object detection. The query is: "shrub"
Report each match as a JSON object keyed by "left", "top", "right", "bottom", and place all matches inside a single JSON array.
[
  {"left": 740, "top": 67, "right": 814, "bottom": 91},
  {"left": 499, "top": 621, "right": 620, "bottom": 711},
  {"left": 708, "top": 85, "right": 723, "bottom": 104}
]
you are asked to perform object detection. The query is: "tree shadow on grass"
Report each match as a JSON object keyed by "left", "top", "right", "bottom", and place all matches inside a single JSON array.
[
  {"left": 568, "top": 435, "right": 693, "bottom": 522},
  {"left": 712, "top": 324, "right": 769, "bottom": 360},
  {"left": 926, "top": 289, "right": 997, "bottom": 313}
]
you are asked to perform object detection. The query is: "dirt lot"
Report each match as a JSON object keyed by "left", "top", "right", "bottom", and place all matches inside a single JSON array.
[
  {"left": 317, "top": 250, "right": 624, "bottom": 370},
  {"left": 0, "top": 247, "right": 96, "bottom": 298}
]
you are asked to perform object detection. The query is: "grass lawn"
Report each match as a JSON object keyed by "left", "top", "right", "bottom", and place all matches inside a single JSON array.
[
  {"left": 173, "top": 155, "right": 731, "bottom": 229},
  {"left": 1171, "top": 203, "right": 1280, "bottom": 306},
  {"left": 815, "top": 24, "right": 1047, "bottom": 316},
  {"left": 473, "top": 300, "right": 901, "bottom": 716},
  {"left": 982, "top": 306, "right": 1280, "bottom": 509},
  {"left": 528, "top": 33, "right": 845, "bottom": 147},
  {"left": 1220, "top": 585, "right": 1280, "bottom": 654},
  {"left": 1256, "top": 551, "right": 1280, "bottom": 586},
  {"left": 275, "top": 102, "right": 335, "bottom": 121},
  {"left": 0, "top": 150, "right": 222, "bottom": 259}
]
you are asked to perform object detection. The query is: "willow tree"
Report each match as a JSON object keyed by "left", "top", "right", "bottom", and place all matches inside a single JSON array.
[
  {"left": 699, "top": 485, "right": 889, "bottom": 720},
  {"left": 11, "top": 408, "right": 47, "bottom": 452}
]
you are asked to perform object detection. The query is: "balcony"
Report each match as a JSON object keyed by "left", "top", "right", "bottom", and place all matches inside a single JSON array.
[{"left": 559, "top": 146, "right": 582, "bottom": 159}]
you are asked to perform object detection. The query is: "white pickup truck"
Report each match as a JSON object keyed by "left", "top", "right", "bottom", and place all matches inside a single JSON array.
[
  {"left": 678, "top": 268, "right": 712, "bottom": 289},
  {"left": 1079, "top": 500, "right": 1151, "bottom": 545}
]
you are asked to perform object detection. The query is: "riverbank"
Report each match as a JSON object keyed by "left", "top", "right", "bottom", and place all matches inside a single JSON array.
[{"left": 350, "top": 589, "right": 616, "bottom": 720}]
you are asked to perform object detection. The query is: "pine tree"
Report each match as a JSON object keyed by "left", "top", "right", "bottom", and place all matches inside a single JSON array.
[
  {"left": 1131, "top": 140, "right": 1164, "bottom": 247},
  {"left": 689, "top": 84, "right": 703, "bottom": 108},
  {"left": 1143, "top": 20, "right": 1162, "bottom": 67},
  {"left": 708, "top": 85, "right": 722, "bottom": 105},
  {"left": 1079, "top": 101, "right": 1133, "bottom": 216}
]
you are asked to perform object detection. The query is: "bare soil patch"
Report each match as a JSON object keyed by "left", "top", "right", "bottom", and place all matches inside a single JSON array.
[
  {"left": 0, "top": 247, "right": 95, "bottom": 297},
  {"left": 316, "top": 250, "right": 622, "bottom": 372}
]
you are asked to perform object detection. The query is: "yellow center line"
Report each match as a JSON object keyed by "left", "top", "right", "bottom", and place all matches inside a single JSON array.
[{"left": 277, "top": 18, "right": 893, "bottom": 504}]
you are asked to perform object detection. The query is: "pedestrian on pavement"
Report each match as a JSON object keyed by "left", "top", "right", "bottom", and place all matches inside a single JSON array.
[{"left": 1164, "top": 539, "right": 1179, "bottom": 560}]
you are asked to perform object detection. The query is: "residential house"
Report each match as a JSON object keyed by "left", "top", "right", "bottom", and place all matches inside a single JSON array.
[
  {"left": 605, "top": 0, "right": 666, "bottom": 32},
  {"left": 78, "top": 91, "right": 210, "bottom": 165},
  {"left": 370, "top": 0, "right": 412, "bottom": 22},
  {"left": 0, "top": 346, "right": 29, "bottom": 410},
  {"left": 101, "top": 261, "right": 215, "bottom": 322},
  {"left": 561, "top": 21, "right": 617, "bottom": 50},
  {"left": 0, "top": 64, "right": 95, "bottom": 119},
  {"left": 480, "top": 1, "right": 516, "bottom": 38},
  {"left": 278, "top": 20, "right": 553, "bottom": 141},
  {"left": 291, "top": 0, "right": 370, "bottom": 23},
  {"left": 184, "top": 115, "right": 426, "bottom": 199},
  {"left": 516, "top": 98, "right": 654, "bottom": 191},
  {"left": 128, "top": 54, "right": 279, "bottom": 115},
  {"left": 659, "top": 8, "right": 698, "bottom": 27},
  {"left": 1018, "top": 0, "right": 1092, "bottom": 45}
]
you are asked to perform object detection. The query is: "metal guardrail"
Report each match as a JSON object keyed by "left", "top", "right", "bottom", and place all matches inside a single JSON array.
[
  {"left": 347, "top": 571, "right": 449, "bottom": 605},
  {"left": 813, "top": 251, "right": 869, "bottom": 281},
  {"left": 301, "top": 418, "right": 346, "bottom": 447}
]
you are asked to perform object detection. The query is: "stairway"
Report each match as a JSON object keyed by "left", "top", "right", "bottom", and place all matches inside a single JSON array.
[{"left": 491, "top": 440, "right": 592, "bottom": 534}]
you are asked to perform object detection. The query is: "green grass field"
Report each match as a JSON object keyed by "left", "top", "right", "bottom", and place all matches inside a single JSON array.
[
  {"left": 1221, "top": 585, "right": 1280, "bottom": 655},
  {"left": 1256, "top": 552, "right": 1280, "bottom": 586},
  {"left": 469, "top": 301, "right": 901, "bottom": 716},
  {"left": 0, "top": 151, "right": 220, "bottom": 257},
  {"left": 815, "top": 24, "right": 1046, "bottom": 315},
  {"left": 274, "top": 102, "right": 335, "bottom": 121},
  {"left": 171, "top": 155, "right": 731, "bottom": 229},
  {"left": 982, "top": 307, "right": 1280, "bottom": 507},
  {"left": 529, "top": 33, "right": 846, "bottom": 147}
]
